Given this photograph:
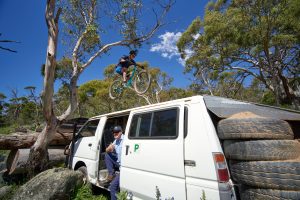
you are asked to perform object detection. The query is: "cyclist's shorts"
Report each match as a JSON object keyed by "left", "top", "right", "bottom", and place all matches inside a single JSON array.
[{"left": 115, "top": 66, "right": 123, "bottom": 75}]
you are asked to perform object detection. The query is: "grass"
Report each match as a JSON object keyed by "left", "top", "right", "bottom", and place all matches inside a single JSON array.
[
  {"left": 0, "top": 125, "right": 15, "bottom": 135},
  {"left": 72, "top": 184, "right": 129, "bottom": 200},
  {"left": 72, "top": 185, "right": 107, "bottom": 200},
  {"left": 0, "top": 150, "right": 9, "bottom": 157}
]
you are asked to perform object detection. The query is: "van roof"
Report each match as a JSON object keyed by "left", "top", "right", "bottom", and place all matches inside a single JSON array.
[
  {"left": 90, "top": 95, "right": 300, "bottom": 121},
  {"left": 90, "top": 95, "right": 201, "bottom": 119}
]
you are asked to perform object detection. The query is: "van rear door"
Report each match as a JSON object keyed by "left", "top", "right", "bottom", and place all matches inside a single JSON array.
[{"left": 121, "top": 104, "right": 186, "bottom": 199}]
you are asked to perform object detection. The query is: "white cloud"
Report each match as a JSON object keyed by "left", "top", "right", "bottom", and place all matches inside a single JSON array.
[
  {"left": 150, "top": 31, "right": 196, "bottom": 66},
  {"left": 150, "top": 32, "right": 182, "bottom": 58}
]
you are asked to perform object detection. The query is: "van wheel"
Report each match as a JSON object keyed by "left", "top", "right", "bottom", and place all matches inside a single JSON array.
[
  {"left": 229, "top": 160, "right": 300, "bottom": 190},
  {"left": 239, "top": 187, "right": 300, "bottom": 200},
  {"left": 223, "top": 140, "right": 300, "bottom": 161},
  {"left": 217, "top": 117, "right": 293, "bottom": 140},
  {"left": 77, "top": 166, "right": 88, "bottom": 184}
]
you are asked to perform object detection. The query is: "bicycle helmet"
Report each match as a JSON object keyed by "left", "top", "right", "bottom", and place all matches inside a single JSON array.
[
  {"left": 112, "top": 125, "right": 122, "bottom": 133},
  {"left": 129, "top": 50, "right": 138, "bottom": 56}
]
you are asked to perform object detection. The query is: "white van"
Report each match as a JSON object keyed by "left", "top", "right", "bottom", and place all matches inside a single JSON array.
[{"left": 66, "top": 95, "right": 300, "bottom": 200}]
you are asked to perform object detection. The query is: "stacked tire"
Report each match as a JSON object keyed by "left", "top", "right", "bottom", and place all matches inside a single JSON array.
[{"left": 217, "top": 114, "right": 300, "bottom": 200}]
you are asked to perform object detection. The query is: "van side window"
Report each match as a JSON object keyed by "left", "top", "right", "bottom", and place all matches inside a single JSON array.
[
  {"left": 78, "top": 119, "right": 99, "bottom": 137},
  {"left": 129, "top": 108, "right": 178, "bottom": 139}
]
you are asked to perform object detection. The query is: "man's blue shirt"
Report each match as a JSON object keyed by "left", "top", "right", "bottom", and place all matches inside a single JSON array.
[{"left": 112, "top": 134, "right": 124, "bottom": 164}]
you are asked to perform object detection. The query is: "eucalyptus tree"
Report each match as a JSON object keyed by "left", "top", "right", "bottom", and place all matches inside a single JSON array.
[
  {"left": 177, "top": 0, "right": 300, "bottom": 108},
  {"left": 28, "top": 0, "right": 174, "bottom": 173}
]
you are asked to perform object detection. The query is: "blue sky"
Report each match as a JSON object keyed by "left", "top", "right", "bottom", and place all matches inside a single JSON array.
[{"left": 0, "top": 0, "right": 208, "bottom": 98}]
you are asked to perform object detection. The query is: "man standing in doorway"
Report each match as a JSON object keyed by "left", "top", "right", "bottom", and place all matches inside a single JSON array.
[{"left": 105, "top": 125, "right": 124, "bottom": 200}]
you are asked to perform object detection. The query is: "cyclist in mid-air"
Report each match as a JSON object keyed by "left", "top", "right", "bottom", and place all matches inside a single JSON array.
[{"left": 115, "top": 50, "right": 143, "bottom": 83}]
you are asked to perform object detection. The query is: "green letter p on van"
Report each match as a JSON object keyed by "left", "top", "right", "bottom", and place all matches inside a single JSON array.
[{"left": 134, "top": 144, "right": 140, "bottom": 153}]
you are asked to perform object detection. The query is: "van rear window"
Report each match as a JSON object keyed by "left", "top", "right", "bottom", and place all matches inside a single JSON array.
[{"left": 129, "top": 108, "right": 178, "bottom": 139}]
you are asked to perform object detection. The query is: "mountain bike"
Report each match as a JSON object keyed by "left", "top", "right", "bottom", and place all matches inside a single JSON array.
[{"left": 109, "top": 65, "right": 151, "bottom": 99}]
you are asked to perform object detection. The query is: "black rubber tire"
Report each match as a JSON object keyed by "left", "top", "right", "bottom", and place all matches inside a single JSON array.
[
  {"left": 217, "top": 117, "right": 293, "bottom": 140},
  {"left": 229, "top": 160, "right": 300, "bottom": 190},
  {"left": 109, "top": 80, "right": 123, "bottom": 99},
  {"left": 77, "top": 166, "right": 88, "bottom": 184},
  {"left": 133, "top": 70, "right": 151, "bottom": 94},
  {"left": 224, "top": 140, "right": 300, "bottom": 161},
  {"left": 240, "top": 187, "right": 300, "bottom": 200}
]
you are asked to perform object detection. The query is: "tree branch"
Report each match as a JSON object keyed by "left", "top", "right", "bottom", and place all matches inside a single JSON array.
[
  {"left": 81, "top": 40, "right": 125, "bottom": 70},
  {"left": 54, "top": 7, "right": 62, "bottom": 23},
  {"left": 0, "top": 46, "right": 17, "bottom": 53}
]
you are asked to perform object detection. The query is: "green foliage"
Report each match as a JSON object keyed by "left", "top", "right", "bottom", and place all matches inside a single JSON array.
[
  {"left": 160, "top": 87, "right": 195, "bottom": 102},
  {"left": 78, "top": 79, "right": 112, "bottom": 117},
  {"left": 113, "top": 0, "right": 142, "bottom": 46},
  {"left": 155, "top": 186, "right": 161, "bottom": 200},
  {"left": 73, "top": 184, "right": 107, "bottom": 200},
  {"left": 178, "top": 0, "right": 300, "bottom": 109},
  {"left": 116, "top": 191, "right": 128, "bottom": 200},
  {"left": 0, "top": 150, "right": 9, "bottom": 156},
  {"left": 0, "top": 184, "right": 19, "bottom": 200},
  {"left": 0, "top": 121, "right": 13, "bottom": 134},
  {"left": 200, "top": 190, "right": 206, "bottom": 200},
  {"left": 41, "top": 57, "right": 74, "bottom": 84}
]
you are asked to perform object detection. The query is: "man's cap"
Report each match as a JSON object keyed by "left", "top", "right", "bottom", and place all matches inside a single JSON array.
[{"left": 112, "top": 125, "right": 122, "bottom": 133}]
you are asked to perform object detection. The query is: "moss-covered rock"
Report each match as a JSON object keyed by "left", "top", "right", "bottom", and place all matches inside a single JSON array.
[{"left": 12, "top": 168, "right": 83, "bottom": 200}]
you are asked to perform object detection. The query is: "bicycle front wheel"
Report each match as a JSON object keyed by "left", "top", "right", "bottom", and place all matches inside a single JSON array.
[
  {"left": 109, "top": 80, "right": 123, "bottom": 99},
  {"left": 133, "top": 70, "right": 151, "bottom": 94}
]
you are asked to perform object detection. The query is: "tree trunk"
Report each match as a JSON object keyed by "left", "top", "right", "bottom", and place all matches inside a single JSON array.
[
  {"left": 27, "top": 118, "right": 59, "bottom": 175},
  {"left": 27, "top": 0, "right": 61, "bottom": 176}
]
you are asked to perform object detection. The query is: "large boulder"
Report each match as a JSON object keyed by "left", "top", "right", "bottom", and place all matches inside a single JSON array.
[
  {"left": 0, "top": 185, "right": 13, "bottom": 200},
  {"left": 12, "top": 168, "right": 83, "bottom": 200}
]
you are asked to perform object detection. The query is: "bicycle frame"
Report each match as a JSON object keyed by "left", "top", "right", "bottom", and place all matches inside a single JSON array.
[
  {"left": 124, "top": 65, "right": 138, "bottom": 87},
  {"left": 110, "top": 64, "right": 150, "bottom": 99}
]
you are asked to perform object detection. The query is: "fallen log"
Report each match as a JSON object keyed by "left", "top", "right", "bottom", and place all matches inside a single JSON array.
[
  {"left": 0, "top": 132, "right": 73, "bottom": 150},
  {"left": 0, "top": 118, "right": 88, "bottom": 150},
  {"left": 6, "top": 148, "right": 66, "bottom": 175}
]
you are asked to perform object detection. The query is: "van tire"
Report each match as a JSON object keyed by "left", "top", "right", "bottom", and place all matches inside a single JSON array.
[
  {"left": 217, "top": 118, "right": 293, "bottom": 140},
  {"left": 230, "top": 160, "right": 300, "bottom": 190},
  {"left": 240, "top": 187, "right": 300, "bottom": 200},
  {"left": 77, "top": 166, "right": 88, "bottom": 184},
  {"left": 223, "top": 140, "right": 300, "bottom": 161}
]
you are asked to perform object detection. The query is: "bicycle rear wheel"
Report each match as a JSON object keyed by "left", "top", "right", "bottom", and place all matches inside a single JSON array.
[
  {"left": 133, "top": 70, "right": 151, "bottom": 94},
  {"left": 109, "top": 80, "right": 123, "bottom": 99}
]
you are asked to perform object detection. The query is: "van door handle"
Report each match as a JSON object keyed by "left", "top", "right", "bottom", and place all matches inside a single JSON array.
[
  {"left": 184, "top": 160, "right": 196, "bottom": 167},
  {"left": 88, "top": 143, "right": 92, "bottom": 147}
]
